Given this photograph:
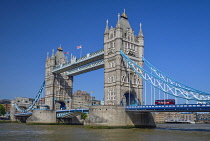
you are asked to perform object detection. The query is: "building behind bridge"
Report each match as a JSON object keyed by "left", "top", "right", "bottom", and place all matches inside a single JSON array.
[
  {"left": 196, "top": 113, "right": 210, "bottom": 123},
  {"left": 0, "top": 99, "right": 11, "bottom": 113},
  {"left": 72, "top": 90, "right": 101, "bottom": 109},
  {"left": 154, "top": 112, "right": 196, "bottom": 123}
]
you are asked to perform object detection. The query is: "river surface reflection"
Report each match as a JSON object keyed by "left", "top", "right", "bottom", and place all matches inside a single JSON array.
[{"left": 0, "top": 123, "right": 210, "bottom": 141}]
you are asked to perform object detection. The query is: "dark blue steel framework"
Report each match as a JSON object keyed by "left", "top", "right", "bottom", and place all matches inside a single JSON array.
[
  {"left": 56, "top": 109, "right": 89, "bottom": 118},
  {"left": 125, "top": 104, "right": 210, "bottom": 112}
]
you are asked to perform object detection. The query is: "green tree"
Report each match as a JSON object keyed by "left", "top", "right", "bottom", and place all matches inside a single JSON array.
[
  {"left": 0, "top": 104, "right": 6, "bottom": 116},
  {"left": 81, "top": 113, "right": 87, "bottom": 120}
]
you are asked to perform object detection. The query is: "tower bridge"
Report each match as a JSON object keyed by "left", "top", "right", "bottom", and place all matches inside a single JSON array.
[{"left": 11, "top": 11, "right": 210, "bottom": 127}]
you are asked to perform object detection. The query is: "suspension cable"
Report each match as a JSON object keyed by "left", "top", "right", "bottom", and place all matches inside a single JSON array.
[
  {"left": 120, "top": 50, "right": 210, "bottom": 102},
  {"left": 145, "top": 80, "right": 147, "bottom": 105},
  {"left": 151, "top": 68, "right": 153, "bottom": 105},
  {"left": 129, "top": 65, "right": 131, "bottom": 106}
]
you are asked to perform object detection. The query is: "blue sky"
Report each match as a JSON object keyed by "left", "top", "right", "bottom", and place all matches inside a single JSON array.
[{"left": 0, "top": 0, "right": 210, "bottom": 104}]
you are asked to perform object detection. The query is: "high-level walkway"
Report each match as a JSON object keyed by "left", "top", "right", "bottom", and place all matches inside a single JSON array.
[{"left": 52, "top": 49, "right": 104, "bottom": 75}]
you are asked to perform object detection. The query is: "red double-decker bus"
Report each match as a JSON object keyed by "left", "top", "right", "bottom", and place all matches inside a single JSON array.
[{"left": 155, "top": 99, "right": 175, "bottom": 105}]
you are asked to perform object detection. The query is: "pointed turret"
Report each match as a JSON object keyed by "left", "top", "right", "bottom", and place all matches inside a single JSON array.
[
  {"left": 104, "top": 19, "right": 109, "bottom": 43},
  {"left": 47, "top": 52, "right": 49, "bottom": 58},
  {"left": 50, "top": 49, "right": 56, "bottom": 66},
  {"left": 46, "top": 52, "right": 50, "bottom": 65},
  {"left": 116, "top": 13, "right": 121, "bottom": 28},
  {"left": 117, "top": 9, "right": 132, "bottom": 37},
  {"left": 46, "top": 52, "right": 50, "bottom": 61},
  {"left": 51, "top": 49, "right": 54, "bottom": 57},
  {"left": 138, "top": 23, "right": 144, "bottom": 37},
  {"left": 104, "top": 19, "right": 109, "bottom": 34},
  {"left": 55, "top": 45, "right": 66, "bottom": 65},
  {"left": 121, "top": 9, "right": 128, "bottom": 19},
  {"left": 116, "top": 13, "right": 123, "bottom": 39},
  {"left": 137, "top": 23, "right": 144, "bottom": 58}
]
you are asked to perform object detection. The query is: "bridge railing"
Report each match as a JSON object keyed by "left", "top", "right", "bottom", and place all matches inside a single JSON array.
[
  {"left": 125, "top": 104, "right": 210, "bottom": 112},
  {"left": 76, "top": 49, "right": 104, "bottom": 62},
  {"left": 126, "top": 104, "right": 210, "bottom": 109}
]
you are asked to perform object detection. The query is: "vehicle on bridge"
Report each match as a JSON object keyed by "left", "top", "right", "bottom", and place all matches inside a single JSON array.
[{"left": 155, "top": 99, "right": 175, "bottom": 105}]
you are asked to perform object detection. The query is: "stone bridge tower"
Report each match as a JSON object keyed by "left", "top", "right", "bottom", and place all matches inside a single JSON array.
[
  {"left": 104, "top": 12, "right": 144, "bottom": 106},
  {"left": 45, "top": 47, "right": 73, "bottom": 110}
]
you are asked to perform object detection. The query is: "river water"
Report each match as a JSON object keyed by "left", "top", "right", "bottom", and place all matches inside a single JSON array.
[{"left": 0, "top": 123, "right": 210, "bottom": 141}]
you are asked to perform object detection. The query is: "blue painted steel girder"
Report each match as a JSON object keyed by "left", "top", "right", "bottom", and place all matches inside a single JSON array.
[
  {"left": 14, "top": 112, "right": 32, "bottom": 117},
  {"left": 125, "top": 104, "right": 210, "bottom": 112},
  {"left": 56, "top": 109, "right": 89, "bottom": 118}
]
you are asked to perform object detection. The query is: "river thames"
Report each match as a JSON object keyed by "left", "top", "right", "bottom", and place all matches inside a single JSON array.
[{"left": 0, "top": 123, "right": 210, "bottom": 141}]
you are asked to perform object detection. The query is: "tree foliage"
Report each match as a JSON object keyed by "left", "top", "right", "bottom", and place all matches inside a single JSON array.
[
  {"left": 81, "top": 113, "right": 87, "bottom": 120},
  {"left": 0, "top": 104, "right": 6, "bottom": 115}
]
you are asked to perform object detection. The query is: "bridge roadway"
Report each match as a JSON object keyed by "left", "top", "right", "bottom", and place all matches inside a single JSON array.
[
  {"left": 14, "top": 112, "right": 32, "bottom": 117},
  {"left": 125, "top": 104, "right": 210, "bottom": 112},
  {"left": 56, "top": 104, "right": 210, "bottom": 118},
  {"left": 56, "top": 109, "right": 89, "bottom": 118},
  {"left": 14, "top": 104, "right": 210, "bottom": 119},
  {"left": 52, "top": 49, "right": 104, "bottom": 74}
]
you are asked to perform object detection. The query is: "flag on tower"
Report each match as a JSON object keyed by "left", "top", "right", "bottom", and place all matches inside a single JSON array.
[
  {"left": 77, "top": 45, "right": 82, "bottom": 49},
  {"left": 64, "top": 52, "right": 69, "bottom": 54}
]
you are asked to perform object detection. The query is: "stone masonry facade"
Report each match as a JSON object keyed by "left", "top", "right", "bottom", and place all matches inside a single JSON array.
[
  {"left": 45, "top": 47, "right": 73, "bottom": 110},
  {"left": 104, "top": 12, "right": 144, "bottom": 106}
]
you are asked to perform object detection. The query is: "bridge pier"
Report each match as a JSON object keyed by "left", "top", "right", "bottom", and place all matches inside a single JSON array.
[
  {"left": 84, "top": 105, "right": 156, "bottom": 128},
  {"left": 26, "top": 110, "right": 84, "bottom": 124},
  {"left": 26, "top": 110, "right": 57, "bottom": 124},
  {"left": 15, "top": 116, "right": 29, "bottom": 123},
  {"left": 57, "top": 115, "right": 84, "bottom": 125}
]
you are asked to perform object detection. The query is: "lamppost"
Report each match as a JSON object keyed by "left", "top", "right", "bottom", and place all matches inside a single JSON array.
[{"left": 90, "top": 91, "right": 94, "bottom": 105}]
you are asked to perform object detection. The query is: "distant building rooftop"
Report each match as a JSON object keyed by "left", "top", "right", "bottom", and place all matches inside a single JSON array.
[{"left": 0, "top": 99, "right": 11, "bottom": 104}]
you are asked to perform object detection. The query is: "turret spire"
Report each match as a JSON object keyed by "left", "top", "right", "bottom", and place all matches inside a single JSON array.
[
  {"left": 121, "top": 9, "right": 128, "bottom": 19},
  {"left": 104, "top": 19, "right": 109, "bottom": 34},
  {"left": 116, "top": 13, "right": 121, "bottom": 28},
  {"left": 51, "top": 49, "right": 54, "bottom": 57},
  {"left": 138, "top": 23, "right": 144, "bottom": 37},
  {"left": 47, "top": 52, "right": 49, "bottom": 58},
  {"left": 118, "top": 13, "right": 120, "bottom": 21},
  {"left": 57, "top": 44, "right": 63, "bottom": 51}
]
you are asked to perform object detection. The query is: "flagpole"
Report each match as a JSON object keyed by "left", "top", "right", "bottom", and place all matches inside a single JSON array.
[
  {"left": 80, "top": 47, "right": 82, "bottom": 58},
  {"left": 91, "top": 91, "right": 92, "bottom": 106},
  {"left": 68, "top": 51, "right": 69, "bottom": 62},
  {"left": 66, "top": 53, "right": 68, "bottom": 62}
]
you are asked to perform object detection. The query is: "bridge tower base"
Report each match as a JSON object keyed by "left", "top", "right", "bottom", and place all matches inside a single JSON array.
[
  {"left": 84, "top": 106, "right": 156, "bottom": 128},
  {"left": 26, "top": 110, "right": 57, "bottom": 124}
]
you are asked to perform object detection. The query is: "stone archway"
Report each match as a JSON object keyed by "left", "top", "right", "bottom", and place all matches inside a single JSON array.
[
  {"left": 55, "top": 101, "right": 66, "bottom": 110},
  {"left": 124, "top": 93, "right": 138, "bottom": 106},
  {"left": 18, "top": 106, "right": 27, "bottom": 111}
]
